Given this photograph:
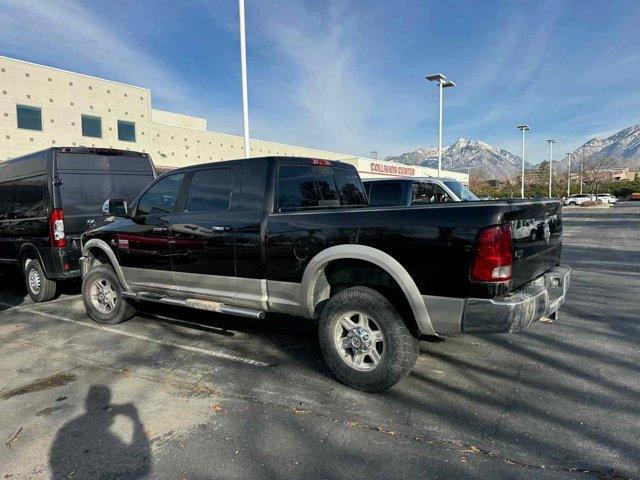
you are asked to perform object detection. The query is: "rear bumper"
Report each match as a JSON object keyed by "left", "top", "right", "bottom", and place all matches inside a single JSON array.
[{"left": 462, "top": 265, "right": 571, "bottom": 334}]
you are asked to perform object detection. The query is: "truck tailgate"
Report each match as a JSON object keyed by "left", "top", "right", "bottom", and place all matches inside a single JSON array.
[{"left": 506, "top": 200, "right": 563, "bottom": 290}]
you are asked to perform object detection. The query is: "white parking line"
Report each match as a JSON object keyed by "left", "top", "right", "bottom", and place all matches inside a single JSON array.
[{"left": 0, "top": 301, "right": 271, "bottom": 368}]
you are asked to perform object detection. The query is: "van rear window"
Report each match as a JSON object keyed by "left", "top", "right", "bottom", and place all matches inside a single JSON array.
[{"left": 57, "top": 153, "right": 153, "bottom": 173}]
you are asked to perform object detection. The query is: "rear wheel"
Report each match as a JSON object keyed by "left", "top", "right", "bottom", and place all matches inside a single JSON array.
[
  {"left": 82, "top": 264, "right": 136, "bottom": 324},
  {"left": 318, "top": 286, "right": 418, "bottom": 392},
  {"left": 24, "top": 259, "right": 57, "bottom": 303}
]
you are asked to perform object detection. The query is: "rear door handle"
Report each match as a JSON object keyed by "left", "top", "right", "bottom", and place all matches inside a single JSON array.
[
  {"left": 209, "top": 225, "right": 231, "bottom": 233},
  {"left": 152, "top": 226, "right": 169, "bottom": 234}
]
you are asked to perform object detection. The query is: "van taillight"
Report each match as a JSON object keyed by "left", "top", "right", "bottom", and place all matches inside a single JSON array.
[
  {"left": 50, "top": 209, "right": 66, "bottom": 248},
  {"left": 471, "top": 224, "right": 513, "bottom": 282}
]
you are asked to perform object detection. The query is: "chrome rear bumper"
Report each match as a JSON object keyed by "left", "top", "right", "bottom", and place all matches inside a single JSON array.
[{"left": 462, "top": 265, "right": 571, "bottom": 334}]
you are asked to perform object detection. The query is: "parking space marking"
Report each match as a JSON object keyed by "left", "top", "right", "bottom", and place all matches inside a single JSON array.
[{"left": 0, "top": 301, "right": 271, "bottom": 368}]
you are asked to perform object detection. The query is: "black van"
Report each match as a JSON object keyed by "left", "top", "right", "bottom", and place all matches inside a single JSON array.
[{"left": 0, "top": 147, "right": 155, "bottom": 302}]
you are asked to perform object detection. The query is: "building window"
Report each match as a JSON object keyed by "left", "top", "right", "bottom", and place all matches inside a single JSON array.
[
  {"left": 82, "top": 115, "right": 102, "bottom": 138},
  {"left": 16, "top": 105, "right": 42, "bottom": 131},
  {"left": 117, "top": 120, "right": 135, "bottom": 142}
]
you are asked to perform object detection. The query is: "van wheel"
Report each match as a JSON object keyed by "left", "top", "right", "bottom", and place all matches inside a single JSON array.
[
  {"left": 24, "top": 259, "right": 57, "bottom": 303},
  {"left": 318, "top": 286, "right": 418, "bottom": 392},
  {"left": 82, "top": 265, "right": 136, "bottom": 324}
]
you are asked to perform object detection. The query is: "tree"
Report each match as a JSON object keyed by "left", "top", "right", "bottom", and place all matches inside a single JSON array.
[{"left": 582, "top": 153, "right": 618, "bottom": 197}]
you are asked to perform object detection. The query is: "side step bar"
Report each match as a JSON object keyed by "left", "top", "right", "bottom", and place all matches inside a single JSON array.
[{"left": 122, "top": 291, "right": 265, "bottom": 319}]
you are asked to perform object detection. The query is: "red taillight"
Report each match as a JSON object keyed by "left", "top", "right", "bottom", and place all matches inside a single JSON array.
[
  {"left": 50, "top": 209, "right": 66, "bottom": 248},
  {"left": 471, "top": 224, "right": 513, "bottom": 282}
]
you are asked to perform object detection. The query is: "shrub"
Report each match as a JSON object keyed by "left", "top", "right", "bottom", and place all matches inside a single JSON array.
[{"left": 581, "top": 200, "right": 603, "bottom": 207}]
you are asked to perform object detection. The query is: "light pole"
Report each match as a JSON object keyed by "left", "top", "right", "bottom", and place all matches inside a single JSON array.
[
  {"left": 238, "top": 0, "right": 250, "bottom": 158},
  {"left": 517, "top": 125, "right": 530, "bottom": 198},
  {"left": 566, "top": 152, "right": 572, "bottom": 197},
  {"left": 547, "top": 139, "right": 556, "bottom": 197},
  {"left": 580, "top": 149, "right": 584, "bottom": 194},
  {"left": 426, "top": 73, "right": 455, "bottom": 177}
]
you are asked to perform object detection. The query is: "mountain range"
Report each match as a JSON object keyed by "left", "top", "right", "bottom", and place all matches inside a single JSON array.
[{"left": 385, "top": 123, "right": 640, "bottom": 180}]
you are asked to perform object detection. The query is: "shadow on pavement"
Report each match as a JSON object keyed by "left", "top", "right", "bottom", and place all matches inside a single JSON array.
[{"left": 49, "top": 385, "right": 151, "bottom": 480}]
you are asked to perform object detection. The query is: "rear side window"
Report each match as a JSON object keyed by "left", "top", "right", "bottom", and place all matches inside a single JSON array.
[
  {"left": 368, "top": 182, "right": 403, "bottom": 206},
  {"left": 277, "top": 165, "right": 339, "bottom": 211},
  {"left": 0, "top": 177, "right": 46, "bottom": 219},
  {"left": 137, "top": 173, "right": 185, "bottom": 215},
  {"left": 185, "top": 168, "right": 234, "bottom": 212},
  {"left": 334, "top": 168, "right": 367, "bottom": 207}
]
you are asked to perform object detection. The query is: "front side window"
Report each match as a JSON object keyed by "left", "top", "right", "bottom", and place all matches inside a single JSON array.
[
  {"left": 412, "top": 182, "right": 451, "bottom": 204},
  {"left": 368, "top": 182, "right": 403, "bottom": 207},
  {"left": 81, "top": 115, "right": 102, "bottom": 138},
  {"left": 117, "top": 120, "right": 136, "bottom": 142},
  {"left": 136, "top": 173, "right": 185, "bottom": 215},
  {"left": 277, "top": 165, "right": 339, "bottom": 211},
  {"left": 185, "top": 168, "right": 234, "bottom": 212},
  {"left": 16, "top": 105, "right": 42, "bottom": 131}
]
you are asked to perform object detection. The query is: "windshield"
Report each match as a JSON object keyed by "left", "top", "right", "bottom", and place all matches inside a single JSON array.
[{"left": 443, "top": 181, "right": 479, "bottom": 201}]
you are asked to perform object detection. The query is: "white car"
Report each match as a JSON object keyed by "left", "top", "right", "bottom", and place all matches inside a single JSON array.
[
  {"left": 564, "top": 194, "right": 592, "bottom": 206},
  {"left": 596, "top": 193, "right": 618, "bottom": 204}
]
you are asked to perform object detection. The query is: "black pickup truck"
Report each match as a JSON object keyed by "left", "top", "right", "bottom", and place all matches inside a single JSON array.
[{"left": 80, "top": 157, "right": 570, "bottom": 391}]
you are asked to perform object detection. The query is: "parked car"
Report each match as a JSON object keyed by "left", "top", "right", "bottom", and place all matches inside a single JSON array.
[
  {"left": 596, "top": 193, "right": 618, "bottom": 204},
  {"left": 631, "top": 193, "right": 640, "bottom": 201},
  {"left": 0, "top": 147, "right": 156, "bottom": 302},
  {"left": 363, "top": 177, "right": 478, "bottom": 206},
  {"left": 80, "top": 156, "right": 570, "bottom": 392},
  {"left": 564, "top": 194, "right": 593, "bottom": 206}
]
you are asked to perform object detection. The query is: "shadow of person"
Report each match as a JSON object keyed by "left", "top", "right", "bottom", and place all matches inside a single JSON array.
[{"left": 49, "top": 385, "right": 151, "bottom": 479}]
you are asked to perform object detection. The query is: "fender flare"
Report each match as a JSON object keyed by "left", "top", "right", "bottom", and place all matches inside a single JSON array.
[
  {"left": 299, "top": 244, "right": 437, "bottom": 336},
  {"left": 18, "top": 243, "right": 49, "bottom": 276},
  {"left": 81, "top": 238, "right": 132, "bottom": 291}
]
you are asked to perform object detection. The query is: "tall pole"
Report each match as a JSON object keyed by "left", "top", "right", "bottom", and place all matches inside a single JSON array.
[
  {"left": 426, "top": 74, "right": 455, "bottom": 178},
  {"left": 547, "top": 139, "right": 556, "bottom": 198},
  {"left": 438, "top": 81, "right": 443, "bottom": 177},
  {"left": 517, "top": 125, "right": 529, "bottom": 199},
  {"left": 238, "top": 0, "right": 250, "bottom": 158},
  {"left": 580, "top": 149, "right": 584, "bottom": 194},
  {"left": 566, "top": 152, "right": 571, "bottom": 197}
]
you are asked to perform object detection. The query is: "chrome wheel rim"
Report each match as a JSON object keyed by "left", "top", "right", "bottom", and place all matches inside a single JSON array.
[
  {"left": 334, "top": 311, "right": 385, "bottom": 372},
  {"left": 90, "top": 278, "right": 118, "bottom": 314},
  {"left": 28, "top": 267, "right": 41, "bottom": 295}
]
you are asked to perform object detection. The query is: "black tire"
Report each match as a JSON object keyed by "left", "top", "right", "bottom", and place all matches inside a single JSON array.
[
  {"left": 567, "top": 201, "right": 576, "bottom": 206},
  {"left": 82, "top": 264, "right": 136, "bottom": 325},
  {"left": 24, "top": 259, "right": 57, "bottom": 303},
  {"left": 530, "top": 230, "right": 537, "bottom": 241},
  {"left": 318, "top": 286, "right": 418, "bottom": 392}
]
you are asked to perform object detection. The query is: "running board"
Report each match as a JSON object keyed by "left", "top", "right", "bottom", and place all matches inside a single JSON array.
[{"left": 123, "top": 291, "right": 265, "bottom": 319}]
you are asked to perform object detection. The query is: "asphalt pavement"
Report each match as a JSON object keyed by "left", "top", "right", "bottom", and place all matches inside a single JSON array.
[{"left": 1, "top": 203, "right": 639, "bottom": 479}]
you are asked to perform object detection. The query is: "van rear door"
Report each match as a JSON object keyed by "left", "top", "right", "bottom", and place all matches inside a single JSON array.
[{"left": 55, "top": 152, "right": 155, "bottom": 265}]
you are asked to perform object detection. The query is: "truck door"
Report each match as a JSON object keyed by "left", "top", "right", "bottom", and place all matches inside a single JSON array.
[{"left": 169, "top": 166, "right": 241, "bottom": 300}]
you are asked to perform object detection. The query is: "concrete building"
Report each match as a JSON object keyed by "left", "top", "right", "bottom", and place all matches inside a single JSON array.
[{"left": 0, "top": 55, "right": 467, "bottom": 184}]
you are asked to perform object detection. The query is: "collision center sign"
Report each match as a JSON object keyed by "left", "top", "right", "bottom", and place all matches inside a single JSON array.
[{"left": 368, "top": 161, "right": 416, "bottom": 177}]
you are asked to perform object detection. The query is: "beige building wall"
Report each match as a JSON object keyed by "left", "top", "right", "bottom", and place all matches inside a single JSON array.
[
  {"left": 0, "top": 55, "right": 354, "bottom": 168},
  {"left": 0, "top": 55, "right": 467, "bottom": 184}
]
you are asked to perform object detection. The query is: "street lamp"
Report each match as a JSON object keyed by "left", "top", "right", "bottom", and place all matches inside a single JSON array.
[
  {"left": 547, "top": 139, "right": 556, "bottom": 197},
  {"left": 517, "top": 125, "right": 530, "bottom": 198},
  {"left": 238, "top": 0, "right": 250, "bottom": 158},
  {"left": 566, "top": 152, "right": 572, "bottom": 197},
  {"left": 426, "top": 73, "right": 455, "bottom": 177}
]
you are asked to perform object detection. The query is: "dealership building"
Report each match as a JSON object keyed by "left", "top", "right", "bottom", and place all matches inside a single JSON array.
[{"left": 0, "top": 55, "right": 466, "bottom": 183}]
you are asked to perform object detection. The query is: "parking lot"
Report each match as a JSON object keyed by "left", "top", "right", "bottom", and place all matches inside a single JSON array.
[{"left": 1, "top": 203, "right": 638, "bottom": 479}]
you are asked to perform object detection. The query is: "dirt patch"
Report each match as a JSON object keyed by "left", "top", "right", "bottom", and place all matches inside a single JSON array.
[{"left": 1, "top": 372, "right": 77, "bottom": 400}]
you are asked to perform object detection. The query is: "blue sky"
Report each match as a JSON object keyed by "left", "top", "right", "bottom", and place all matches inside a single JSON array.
[{"left": 1, "top": 0, "right": 639, "bottom": 163}]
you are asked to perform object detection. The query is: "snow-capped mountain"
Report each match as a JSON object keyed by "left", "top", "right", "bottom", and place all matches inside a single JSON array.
[
  {"left": 385, "top": 138, "right": 530, "bottom": 180},
  {"left": 564, "top": 124, "right": 640, "bottom": 170}
]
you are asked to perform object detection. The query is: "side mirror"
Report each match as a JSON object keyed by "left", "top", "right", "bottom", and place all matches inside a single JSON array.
[{"left": 102, "top": 199, "right": 128, "bottom": 217}]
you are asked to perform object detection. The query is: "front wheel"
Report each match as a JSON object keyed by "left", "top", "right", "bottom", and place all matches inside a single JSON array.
[
  {"left": 318, "top": 286, "right": 418, "bottom": 392},
  {"left": 82, "top": 265, "right": 136, "bottom": 324}
]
